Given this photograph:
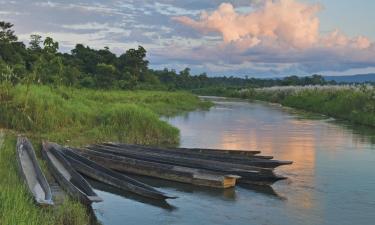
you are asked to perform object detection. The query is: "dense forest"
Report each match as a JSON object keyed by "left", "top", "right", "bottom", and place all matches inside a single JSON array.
[{"left": 1, "top": 21, "right": 335, "bottom": 91}]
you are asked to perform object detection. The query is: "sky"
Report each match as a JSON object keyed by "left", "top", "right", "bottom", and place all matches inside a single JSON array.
[{"left": 0, "top": 0, "right": 374, "bottom": 77}]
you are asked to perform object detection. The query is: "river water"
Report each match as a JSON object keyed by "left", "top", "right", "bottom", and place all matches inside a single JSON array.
[{"left": 92, "top": 97, "right": 375, "bottom": 225}]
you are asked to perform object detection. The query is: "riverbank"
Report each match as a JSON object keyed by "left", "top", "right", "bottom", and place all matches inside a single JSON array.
[
  {"left": 196, "top": 85, "right": 375, "bottom": 127},
  {"left": 0, "top": 85, "right": 212, "bottom": 224}
]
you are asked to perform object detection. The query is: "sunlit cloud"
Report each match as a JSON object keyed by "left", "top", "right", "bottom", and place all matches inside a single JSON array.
[{"left": 173, "top": 0, "right": 373, "bottom": 50}]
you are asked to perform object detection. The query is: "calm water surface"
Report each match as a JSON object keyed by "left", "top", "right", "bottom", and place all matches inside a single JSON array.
[{"left": 93, "top": 97, "right": 375, "bottom": 225}]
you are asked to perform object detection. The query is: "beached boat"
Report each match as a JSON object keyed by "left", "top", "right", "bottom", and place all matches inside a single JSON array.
[
  {"left": 41, "top": 141, "right": 102, "bottom": 205},
  {"left": 95, "top": 143, "right": 274, "bottom": 165},
  {"left": 76, "top": 148, "right": 240, "bottom": 188},
  {"left": 87, "top": 145, "right": 286, "bottom": 173},
  {"left": 85, "top": 146, "right": 287, "bottom": 185},
  {"left": 57, "top": 146, "right": 176, "bottom": 200},
  {"left": 16, "top": 137, "right": 54, "bottom": 206},
  {"left": 105, "top": 142, "right": 261, "bottom": 157}
]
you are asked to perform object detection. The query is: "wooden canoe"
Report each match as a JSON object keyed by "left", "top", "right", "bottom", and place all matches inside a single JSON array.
[
  {"left": 16, "top": 137, "right": 54, "bottom": 206},
  {"left": 58, "top": 146, "right": 176, "bottom": 200},
  {"left": 76, "top": 148, "right": 240, "bottom": 189},
  {"left": 41, "top": 141, "right": 102, "bottom": 205},
  {"left": 96, "top": 144, "right": 291, "bottom": 168},
  {"left": 85, "top": 147, "right": 287, "bottom": 185},
  {"left": 96, "top": 143, "right": 274, "bottom": 163},
  {"left": 105, "top": 142, "right": 261, "bottom": 156},
  {"left": 87, "top": 145, "right": 280, "bottom": 174}
]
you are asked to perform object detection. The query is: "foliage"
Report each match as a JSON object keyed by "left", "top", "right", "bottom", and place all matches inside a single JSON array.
[
  {"left": 0, "top": 20, "right": 350, "bottom": 93},
  {"left": 232, "top": 85, "right": 375, "bottom": 127},
  {"left": 0, "top": 85, "right": 211, "bottom": 146}
]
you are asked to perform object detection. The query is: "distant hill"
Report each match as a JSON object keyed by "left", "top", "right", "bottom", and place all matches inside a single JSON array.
[{"left": 324, "top": 74, "right": 375, "bottom": 83}]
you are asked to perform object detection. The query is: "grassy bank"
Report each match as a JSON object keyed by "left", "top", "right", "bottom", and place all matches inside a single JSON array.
[
  {"left": 0, "top": 85, "right": 211, "bottom": 224},
  {"left": 231, "top": 85, "right": 375, "bottom": 127},
  {"left": 0, "top": 85, "right": 211, "bottom": 146}
]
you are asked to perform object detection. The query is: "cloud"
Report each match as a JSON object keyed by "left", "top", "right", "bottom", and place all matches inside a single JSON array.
[
  {"left": 1, "top": 0, "right": 374, "bottom": 76},
  {"left": 171, "top": 0, "right": 375, "bottom": 75},
  {"left": 173, "top": 0, "right": 373, "bottom": 51}
]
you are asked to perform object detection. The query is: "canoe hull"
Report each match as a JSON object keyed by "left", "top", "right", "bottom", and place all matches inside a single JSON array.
[
  {"left": 41, "top": 142, "right": 102, "bottom": 205},
  {"left": 60, "top": 148, "right": 175, "bottom": 200},
  {"left": 79, "top": 149, "right": 239, "bottom": 189},
  {"left": 16, "top": 137, "right": 54, "bottom": 206}
]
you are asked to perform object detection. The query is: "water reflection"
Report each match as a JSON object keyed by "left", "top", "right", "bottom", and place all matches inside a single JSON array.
[
  {"left": 238, "top": 183, "right": 284, "bottom": 199},
  {"left": 128, "top": 174, "right": 237, "bottom": 201},
  {"left": 89, "top": 178, "right": 176, "bottom": 211},
  {"left": 166, "top": 97, "right": 375, "bottom": 225},
  {"left": 94, "top": 97, "right": 375, "bottom": 225}
]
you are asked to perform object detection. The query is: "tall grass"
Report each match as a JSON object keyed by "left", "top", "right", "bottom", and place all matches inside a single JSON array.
[
  {"left": 0, "top": 85, "right": 211, "bottom": 146},
  {"left": 233, "top": 85, "right": 375, "bottom": 126}
]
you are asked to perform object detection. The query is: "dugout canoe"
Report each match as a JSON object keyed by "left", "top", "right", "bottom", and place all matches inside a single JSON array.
[
  {"left": 75, "top": 148, "right": 240, "bottom": 188},
  {"left": 58, "top": 146, "right": 176, "bottom": 200},
  {"left": 41, "top": 141, "right": 102, "bottom": 205},
  {"left": 80, "top": 148, "right": 285, "bottom": 186},
  {"left": 85, "top": 146, "right": 287, "bottom": 185},
  {"left": 96, "top": 143, "right": 274, "bottom": 162},
  {"left": 105, "top": 142, "right": 262, "bottom": 157},
  {"left": 87, "top": 145, "right": 288, "bottom": 173},
  {"left": 16, "top": 137, "right": 54, "bottom": 206}
]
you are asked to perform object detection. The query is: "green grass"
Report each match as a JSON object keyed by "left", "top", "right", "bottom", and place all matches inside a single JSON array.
[
  {"left": 0, "top": 84, "right": 212, "bottom": 224},
  {"left": 0, "top": 85, "right": 211, "bottom": 146},
  {"left": 232, "top": 86, "right": 375, "bottom": 127}
]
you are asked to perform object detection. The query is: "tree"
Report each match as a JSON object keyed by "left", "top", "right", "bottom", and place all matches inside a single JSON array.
[
  {"left": 95, "top": 63, "right": 117, "bottom": 88},
  {"left": 43, "top": 37, "right": 59, "bottom": 54},
  {"left": 29, "top": 34, "right": 43, "bottom": 52},
  {"left": 118, "top": 45, "right": 149, "bottom": 85},
  {"left": 0, "top": 21, "right": 17, "bottom": 43}
]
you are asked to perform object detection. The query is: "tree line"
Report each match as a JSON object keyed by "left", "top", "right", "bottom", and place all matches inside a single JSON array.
[{"left": 1, "top": 21, "right": 333, "bottom": 90}]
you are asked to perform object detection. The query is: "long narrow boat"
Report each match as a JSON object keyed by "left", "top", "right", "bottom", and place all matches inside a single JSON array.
[
  {"left": 87, "top": 145, "right": 287, "bottom": 173},
  {"left": 80, "top": 148, "right": 284, "bottom": 186},
  {"left": 98, "top": 144, "right": 289, "bottom": 168},
  {"left": 106, "top": 142, "right": 262, "bottom": 157},
  {"left": 76, "top": 148, "right": 241, "bottom": 188},
  {"left": 95, "top": 143, "right": 274, "bottom": 166},
  {"left": 41, "top": 141, "right": 102, "bottom": 205},
  {"left": 57, "top": 146, "right": 176, "bottom": 200},
  {"left": 103, "top": 143, "right": 274, "bottom": 159},
  {"left": 87, "top": 147, "right": 286, "bottom": 185},
  {"left": 16, "top": 137, "right": 54, "bottom": 206}
]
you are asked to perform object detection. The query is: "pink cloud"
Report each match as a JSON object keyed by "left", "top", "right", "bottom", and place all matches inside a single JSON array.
[{"left": 173, "top": 0, "right": 373, "bottom": 50}]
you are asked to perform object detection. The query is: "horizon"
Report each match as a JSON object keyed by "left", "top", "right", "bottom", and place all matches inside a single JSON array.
[{"left": 1, "top": 0, "right": 375, "bottom": 78}]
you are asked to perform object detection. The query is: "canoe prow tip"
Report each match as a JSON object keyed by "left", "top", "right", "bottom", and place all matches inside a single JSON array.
[
  {"left": 88, "top": 196, "right": 103, "bottom": 203},
  {"left": 225, "top": 174, "right": 241, "bottom": 179},
  {"left": 165, "top": 195, "right": 178, "bottom": 199}
]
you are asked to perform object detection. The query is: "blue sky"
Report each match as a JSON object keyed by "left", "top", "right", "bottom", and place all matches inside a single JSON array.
[{"left": 0, "top": 0, "right": 374, "bottom": 77}]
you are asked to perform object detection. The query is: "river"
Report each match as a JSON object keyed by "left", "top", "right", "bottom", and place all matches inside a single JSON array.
[{"left": 92, "top": 97, "right": 375, "bottom": 225}]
